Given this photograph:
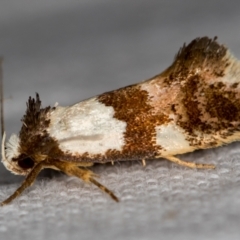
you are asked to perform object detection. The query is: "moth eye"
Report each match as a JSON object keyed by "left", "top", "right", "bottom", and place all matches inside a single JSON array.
[{"left": 18, "top": 157, "right": 34, "bottom": 169}]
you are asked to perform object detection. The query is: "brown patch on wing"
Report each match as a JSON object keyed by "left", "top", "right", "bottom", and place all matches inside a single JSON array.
[
  {"left": 177, "top": 76, "right": 240, "bottom": 145},
  {"left": 173, "top": 38, "right": 240, "bottom": 146},
  {"left": 141, "top": 37, "right": 240, "bottom": 147},
  {"left": 98, "top": 85, "right": 170, "bottom": 160}
]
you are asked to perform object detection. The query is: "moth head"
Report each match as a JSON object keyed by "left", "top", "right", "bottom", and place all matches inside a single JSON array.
[{"left": 1, "top": 132, "right": 34, "bottom": 175}]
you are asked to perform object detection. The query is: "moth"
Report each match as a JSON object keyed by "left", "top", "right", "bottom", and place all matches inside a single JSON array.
[{"left": 1, "top": 36, "right": 240, "bottom": 205}]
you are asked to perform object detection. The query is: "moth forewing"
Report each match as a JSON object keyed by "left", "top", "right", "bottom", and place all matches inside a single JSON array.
[{"left": 2, "top": 36, "right": 240, "bottom": 205}]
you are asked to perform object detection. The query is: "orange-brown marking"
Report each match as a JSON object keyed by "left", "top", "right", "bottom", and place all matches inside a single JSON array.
[{"left": 98, "top": 85, "right": 170, "bottom": 160}]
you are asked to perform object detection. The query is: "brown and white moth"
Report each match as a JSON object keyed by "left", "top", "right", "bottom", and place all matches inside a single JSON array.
[{"left": 1, "top": 37, "right": 240, "bottom": 205}]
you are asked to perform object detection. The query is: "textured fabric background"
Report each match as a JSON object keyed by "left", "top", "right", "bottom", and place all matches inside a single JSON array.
[{"left": 1, "top": 1, "right": 240, "bottom": 240}]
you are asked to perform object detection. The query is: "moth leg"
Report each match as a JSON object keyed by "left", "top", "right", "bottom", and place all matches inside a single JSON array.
[
  {"left": 161, "top": 155, "right": 215, "bottom": 169},
  {"left": 142, "top": 159, "right": 146, "bottom": 167},
  {"left": 76, "top": 162, "right": 93, "bottom": 167},
  {"left": 54, "top": 162, "right": 119, "bottom": 202},
  {"left": 1, "top": 161, "right": 52, "bottom": 206},
  {"left": 89, "top": 178, "right": 119, "bottom": 202}
]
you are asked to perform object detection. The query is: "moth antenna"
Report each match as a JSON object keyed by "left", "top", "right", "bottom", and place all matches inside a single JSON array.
[
  {"left": 0, "top": 57, "right": 4, "bottom": 138},
  {"left": 1, "top": 132, "right": 6, "bottom": 162},
  {"left": 0, "top": 59, "right": 14, "bottom": 171}
]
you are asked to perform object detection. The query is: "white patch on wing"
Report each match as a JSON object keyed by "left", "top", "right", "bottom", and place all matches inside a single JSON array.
[
  {"left": 156, "top": 123, "right": 194, "bottom": 155},
  {"left": 48, "top": 97, "right": 127, "bottom": 155}
]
